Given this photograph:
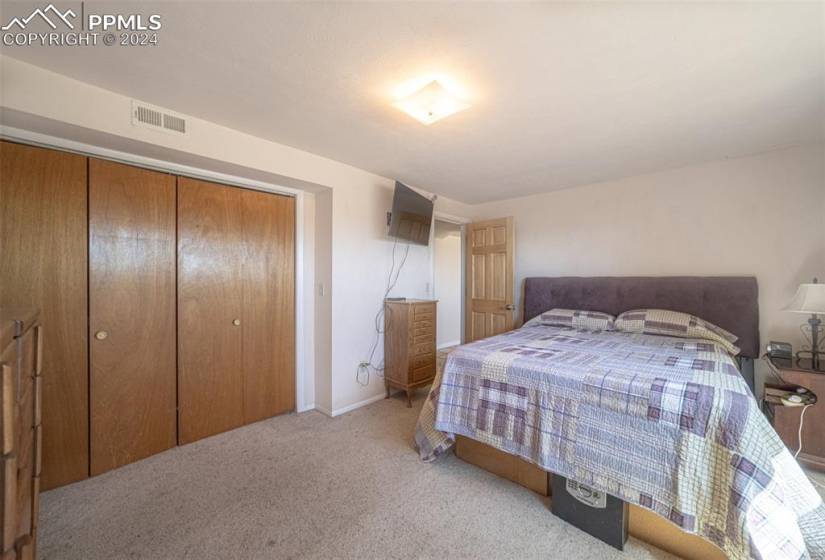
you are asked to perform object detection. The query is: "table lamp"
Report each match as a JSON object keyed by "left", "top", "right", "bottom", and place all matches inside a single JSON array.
[{"left": 784, "top": 277, "right": 825, "bottom": 368}]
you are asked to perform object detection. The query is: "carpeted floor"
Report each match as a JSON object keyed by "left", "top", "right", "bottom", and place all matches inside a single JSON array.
[{"left": 39, "top": 392, "right": 679, "bottom": 560}]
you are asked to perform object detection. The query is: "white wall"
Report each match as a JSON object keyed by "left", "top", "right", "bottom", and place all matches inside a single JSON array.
[
  {"left": 434, "top": 221, "right": 463, "bottom": 348},
  {"left": 3, "top": 55, "right": 822, "bottom": 411},
  {"left": 471, "top": 143, "right": 825, "bottom": 390},
  {"left": 313, "top": 190, "right": 333, "bottom": 414},
  {"left": 0, "top": 55, "right": 474, "bottom": 415}
]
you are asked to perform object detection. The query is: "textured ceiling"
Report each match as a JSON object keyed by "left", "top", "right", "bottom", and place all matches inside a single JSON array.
[{"left": 3, "top": 1, "right": 823, "bottom": 202}]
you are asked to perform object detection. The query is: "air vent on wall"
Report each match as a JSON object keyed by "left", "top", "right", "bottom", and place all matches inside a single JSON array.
[
  {"left": 163, "top": 114, "right": 186, "bottom": 134},
  {"left": 131, "top": 100, "right": 187, "bottom": 135}
]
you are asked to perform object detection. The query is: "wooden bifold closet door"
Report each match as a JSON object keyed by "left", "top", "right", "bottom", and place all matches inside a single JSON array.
[
  {"left": 241, "top": 188, "right": 296, "bottom": 423},
  {"left": 177, "top": 177, "right": 295, "bottom": 444},
  {"left": 3, "top": 142, "right": 296, "bottom": 485},
  {"left": 0, "top": 141, "right": 89, "bottom": 490},
  {"left": 88, "top": 159, "right": 177, "bottom": 475}
]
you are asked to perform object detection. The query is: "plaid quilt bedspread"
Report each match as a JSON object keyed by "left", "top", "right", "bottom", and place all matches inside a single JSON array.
[{"left": 415, "top": 324, "right": 825, "bottom": 560}]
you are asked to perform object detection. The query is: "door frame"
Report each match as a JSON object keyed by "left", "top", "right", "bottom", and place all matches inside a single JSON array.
[
  {"left": 0, "top": 126, "right": 312, "bottom": 414},
  {"left": 430, "top": 211, "right": 470, "bottom": 347}
]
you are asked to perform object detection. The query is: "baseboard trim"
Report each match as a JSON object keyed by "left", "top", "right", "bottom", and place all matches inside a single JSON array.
[
  {"left": 330, "top": 393, "right": 386, "bottom": 417},
  {"left": 296, "top": 403, "right": 316, "bottom": 413},
  {"left": 438, "top": 340, "right": 461, "bottom": 350}
]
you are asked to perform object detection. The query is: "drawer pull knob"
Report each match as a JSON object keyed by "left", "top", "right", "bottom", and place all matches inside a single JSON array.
[
  {"left": 232, "top": 319, "right": 241, "bottom": 326},
  {"left": 95, "top": 330, "right": 108, "bottom": 341}
]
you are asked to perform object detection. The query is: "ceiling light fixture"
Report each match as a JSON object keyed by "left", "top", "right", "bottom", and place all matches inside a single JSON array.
[{"left": 392, "top": 79, "right": 470, "bottom": 125}]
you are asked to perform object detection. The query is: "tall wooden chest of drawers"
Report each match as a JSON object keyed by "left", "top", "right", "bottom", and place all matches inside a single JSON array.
[
  {"left": 383, "top": 300, "right": 437, "bottom": 407},
  {"left": 0, "top": 309, "right": 42, "bottom": 560}
]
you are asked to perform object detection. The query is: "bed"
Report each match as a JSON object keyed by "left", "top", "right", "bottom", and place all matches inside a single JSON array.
[{"left": 415, "top": 276, "right": 825, "bottom": 560}]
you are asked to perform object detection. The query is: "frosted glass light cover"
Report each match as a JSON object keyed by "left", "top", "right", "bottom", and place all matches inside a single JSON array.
[{"left": 393, "top": 80, "right": 470, "bottom": 125}]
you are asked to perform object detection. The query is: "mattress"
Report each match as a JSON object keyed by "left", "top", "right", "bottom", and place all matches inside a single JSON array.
[{"left": 415, "top": 323, "right": 825, "bottom": 560}]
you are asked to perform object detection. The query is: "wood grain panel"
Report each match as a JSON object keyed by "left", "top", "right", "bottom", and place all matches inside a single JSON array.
[
  {"left": 0, "top": 311, "right": 39, "bottom": 553},
  {"left": 413, "top": 303, "right": 435, "bottom": 317},
  {"left": 465, "top": 217, "right": 515, "bottom": 343},
  {"left": 413, "top": 326, "right": 433, "bottom": 338},
  {"left": 14, "top": 426, "right": 33, "bottom": 539},
  {"left": 412, "top": 365, "right": 434, "bottom": 383},
  {"left": 32, "top": 375, "right": 41, "bottom": 429},
  {"left": 177, "top": 177, "right": 244, "bottom": 444},
  {"left": 491, "top": 225, "right": 506, "bottom": 246},
  {"left": 15, "top": 534, "right": 32, "bottom": 560},
  {"left": 455, "top": 436, "right": 550, "bottom": 496},
  {"left": 491, "top": 253, "right": 506, "bottom": 301},
  {"left": 240, "top": 189, "right": 295, "bottom": 423},
  {"left": 383, "top": 301, "right": 437, "bottom": 407},
  {"left": 30, "top": 475, "right": 40, "bottom": 532},
  {"left": 33, "top": 425, "right": 41, "bottom": 477},
  {"left": 771, "top": 366, "right": 825, "bottom": 470},
  {"left": 0, "top": 362, "right": 13, "bottom": 456},
  {"left": 471, "top": 255, "right": 485, "bottom": 299},
  {"left": 411, "top": 354, "right": 434, "bottom": 369},
  {"left": 89, "top": 159, "right": 177, "bottom": 474},
  {"left": 490, "top": 313, "right": 508, "bottom": 336},
  {"left": 0, "top": 141, "right": 88, "bottom": 490},
  {"left": 0, "top": 455, "right": 16, "bottom": 552},
  {"left": 382, "top": 303, "right": 410, "bottom": 387},
  {"left": 471, "top": 312, "right": 486, "bottom": 340},
  {"left": 17, "top": 328, "right": 35, "bottom": 430}
]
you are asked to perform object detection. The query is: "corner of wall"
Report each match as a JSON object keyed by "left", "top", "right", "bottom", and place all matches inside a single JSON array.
[{"left": 313, "top": 189, "right": 334, "bottom": 414}]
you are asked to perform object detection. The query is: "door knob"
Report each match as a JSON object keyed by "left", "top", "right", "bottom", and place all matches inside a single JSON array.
[
  {"left": 95, "top": 330, "right": 108, "bottom": 341},
  {"left": 232, "top": 319, "right": 241, "bottom": 326},
  {"left": 505, "top": 304, "right": 515, "bottom": 310}
]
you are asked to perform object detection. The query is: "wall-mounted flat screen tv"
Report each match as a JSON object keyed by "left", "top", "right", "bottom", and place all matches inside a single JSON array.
[{"left": 388, "top": 181, "right": 433, "bottom": 246}]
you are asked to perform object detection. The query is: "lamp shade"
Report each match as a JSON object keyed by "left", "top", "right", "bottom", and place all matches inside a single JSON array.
[{"left": 784, "top": 282, "right": 825, "bottom": 314}]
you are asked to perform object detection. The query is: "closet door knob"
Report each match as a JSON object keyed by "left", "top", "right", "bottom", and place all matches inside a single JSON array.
[
  {"left": 232, "top": 319, "right": 241, "bottom": 326},
  {"left": 95, "top": 330, "right": 108, "bottom": 341}
]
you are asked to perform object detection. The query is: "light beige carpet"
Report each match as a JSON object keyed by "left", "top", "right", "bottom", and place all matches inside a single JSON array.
[
  {"left": 39, "top": 393, "right": 680, "bottom": 560},
  {"left": 39, "top": 391, "right": 672, "bottom": 560},
  {"left": 39, "top": 391, "right": 825, "bottom": 560}
]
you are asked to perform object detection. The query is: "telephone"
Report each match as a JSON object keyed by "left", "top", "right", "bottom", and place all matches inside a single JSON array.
[{"left": 766, "top": 341, "right": 793, "bottom": 360}]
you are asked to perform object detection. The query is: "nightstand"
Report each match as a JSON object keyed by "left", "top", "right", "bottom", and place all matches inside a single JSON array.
[{"left": 765, "top": 356, "right": 825, "bottom": 471}]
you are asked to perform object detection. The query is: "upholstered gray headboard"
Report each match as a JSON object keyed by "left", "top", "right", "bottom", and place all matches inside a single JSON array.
[{"left": 522, "top": 276, "right": 760, "bottom": 359}]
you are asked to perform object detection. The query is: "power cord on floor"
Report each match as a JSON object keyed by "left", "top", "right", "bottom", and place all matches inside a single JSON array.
[{"left": 356, "top": 236, "right": 411, "bottom": 386}]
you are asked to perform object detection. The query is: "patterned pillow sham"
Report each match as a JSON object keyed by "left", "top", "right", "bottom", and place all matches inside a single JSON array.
[
  {"left": 537, "top": 308, "right": 615, "bottom": 331},
  {"left": 615, "top": 308, "right": 740, "bottom": 355}
]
